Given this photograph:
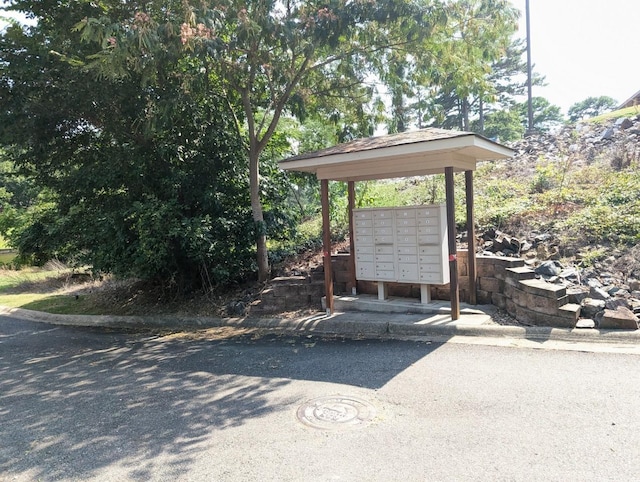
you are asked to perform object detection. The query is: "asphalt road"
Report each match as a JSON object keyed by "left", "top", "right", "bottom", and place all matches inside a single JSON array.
[{"left": 1, "top": 315, "right": 640, "bottom": 481}]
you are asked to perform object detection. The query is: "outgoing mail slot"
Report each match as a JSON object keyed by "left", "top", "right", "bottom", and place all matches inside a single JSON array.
[
  {"left": 375, "top": 245, "right": 394, "bottom": 254},
  {"left": 375, "top": 262, "right": 394, "bottom": 271},
  {"left": 374, "top": 235, "right": 394, "bottom": 244}
]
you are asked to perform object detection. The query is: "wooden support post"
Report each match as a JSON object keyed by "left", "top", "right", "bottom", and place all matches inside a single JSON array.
[
  {"left": 321, "top": 179, "right": 334, "bottom": 315},
  {"left": 466, "top": 170, "right": 477, "bottom": 305},
  {"left": 347, "top": 181, "right": 357, "bottom": 295},
  {"left": 445, "top": 167, "right": 460, "bottom": 320}
]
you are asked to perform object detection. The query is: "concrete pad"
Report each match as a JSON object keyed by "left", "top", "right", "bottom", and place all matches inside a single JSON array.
[{"left": 333, "top": 294, "right": 494, "bottom": 316}]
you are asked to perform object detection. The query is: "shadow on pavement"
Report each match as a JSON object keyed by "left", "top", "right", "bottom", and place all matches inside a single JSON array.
[{"left": 0, "top": 318, "right": 440, "bottom": 480}]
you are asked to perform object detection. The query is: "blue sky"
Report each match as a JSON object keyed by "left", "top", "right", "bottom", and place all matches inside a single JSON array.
[{"left": 511, "top": 0, "right": 640, "bottom": 113}]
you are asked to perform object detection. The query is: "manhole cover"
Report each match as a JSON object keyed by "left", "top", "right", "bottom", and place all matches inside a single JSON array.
[{"left": 296, "top": 396, "right": 376, "bottom": 431}]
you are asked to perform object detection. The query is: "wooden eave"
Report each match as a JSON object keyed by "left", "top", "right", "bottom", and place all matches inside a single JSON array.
[
  {"left": 618, "top": 89, "right": 640, "bottom": 110},
  {"left": 279, "top": 129, "right": 514, "bottom": 181}
]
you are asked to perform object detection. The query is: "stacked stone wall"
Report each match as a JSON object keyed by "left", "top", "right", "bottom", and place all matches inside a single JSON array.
[{"left": 331, "top": 251, "right": 580, "bottom": 328}]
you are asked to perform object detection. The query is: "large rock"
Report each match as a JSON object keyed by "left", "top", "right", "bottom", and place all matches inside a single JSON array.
[
  {"left": 567, "top": 286, "right": 589, "bottom": 304},
  {"left": 589, "top": 285, "right": 610, "bottom": 300},
  {"left": 581, "top": 298, "right": 606, "bottom": 318},
  {"left": 600, "top": 128, "right": 615, "bottom": 140},
  {"left": 599, "top": 307, "right": 639, "bottom": 330},
  {"left": 535, "top": 260, "right": 562, "bottom": 277},
  {"left": 605, "top": 298, "right": 630, "bottom": 311},
  {"left": 614, "top": 117, "right": 633, "bottom": 130}
]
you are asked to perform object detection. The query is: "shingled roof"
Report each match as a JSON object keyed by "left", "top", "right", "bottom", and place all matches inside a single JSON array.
[
  {"left": 279, "top": 127, "right": 513, "bottom": 181},
  {"left": 618, "top": 89, "right": 640, "bottom": 110}
]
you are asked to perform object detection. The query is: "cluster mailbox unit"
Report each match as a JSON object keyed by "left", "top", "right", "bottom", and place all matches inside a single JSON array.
[{"left": 353, "top": 204, "right": 449, "bottom": 303}]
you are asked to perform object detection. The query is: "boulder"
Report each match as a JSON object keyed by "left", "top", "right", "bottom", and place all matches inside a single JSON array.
[
  {"left": 628, "top": 278, "right": 640, "bottom": 291},
  {"left": 226, "top": 301, "right": 247, "bottom": 316},
  {"left": 581, "top": 298, "right": 606, "bottom": 318},
  {"left": 535, "top": 260, "right": 562, "bottom": 277},
  {"left": 600, "top": 128, "right": 615, "bottom": 140},
  {"left": 589, "top": 285, "right": 610, "bottom": 300},
  {"left": 575, "top": 319, "right": 596, "bottom": 329},
  {"left": 567, "top": 286, "right": 589, "bottom": 304},
  {"left": 614, "top": 117, "right": 633, "bottom": 130},
  {"left": 599, "top": 307, "right": 639, "bottom": 330},
  {"left": 605, "top": 298, "right": 630, "bottom": 311}
]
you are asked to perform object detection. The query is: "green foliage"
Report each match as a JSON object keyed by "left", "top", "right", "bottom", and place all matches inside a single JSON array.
[
  {"left": 0, "top": 3, "right": 273, "bottom": 290},
  {"left": 577, "top": 246, "right": 608, "bottom": 267},
  {"left": 475, "top": 108, "right": 524, "bottom": 141},
  {"left": 530, "top": 162, "right": 556, "bottom": 193},
  {"left": 588, "top": 105, "right": 640, "bottom": 123},
  {"left": 474, "top": 170, "right": 530, "bottom": 228},
  {"left": 416, "top": 0, "right": 521, "bottom": 131},
  {"left": 517, "top": 97, "right": 564, "bottom": 132},
  {"left": 71, "top": 0, "right": 449, "bottom": 280},
  {"left": 560, "top": 203, "right": 640, "bottom": 245},
  {"left": 470, "top": 155, "right": 639, "bottom": 245},
  {"left": 568, "top": 96, "right": 618, "bottom": 122},
  {"left": 267, "top": 217, "right": 324, "bottom": 266}
]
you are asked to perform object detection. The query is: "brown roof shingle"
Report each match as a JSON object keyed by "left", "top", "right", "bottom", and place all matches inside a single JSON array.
[{"left": 281, "top": 128, "right": 474, "bottom": 163}]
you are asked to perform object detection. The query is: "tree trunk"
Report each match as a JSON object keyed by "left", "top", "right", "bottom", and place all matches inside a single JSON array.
[
  {"left": 478, "top": 98, "right": 484, "bottom": 135},
  {"left": 462, "top": 97, "right": 470, "bottom": 131},
  {"left": 249, "top": 147, "right": 270, "bottom": 282}
]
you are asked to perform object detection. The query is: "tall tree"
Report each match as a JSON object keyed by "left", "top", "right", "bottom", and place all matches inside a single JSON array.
[
  {"left": 517, "top": 96, "right": 563, "bottom": 131},
  {"left": 0, "top": 1, "right": 268, "bottom": 288},
  {"left": 77, "top": 0, "right": 445, "bottom": 281},
  {"left": 420, "top": 0, "right": 519, "bottom": 131},
  {"left": 568, "top": 96, "right": 618, "bottom": 122}
]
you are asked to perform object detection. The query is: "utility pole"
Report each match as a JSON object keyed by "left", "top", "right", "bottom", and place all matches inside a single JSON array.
[{"left": 525, "top": 0, "right": 534, "bottom": 135}]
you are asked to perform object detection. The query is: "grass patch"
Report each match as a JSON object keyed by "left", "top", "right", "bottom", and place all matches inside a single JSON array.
[
  {"left": 0, "top": 250, "right": 17, "bottom": 265},
  {"left": 0, "top": 267, "right": 109, "bottom": 315},
  {"left": 0, "top": 268, "right": 65, "bottom": 292},
  {"left": 6, "top": 293, "right": 106, "bottom": 315},
  {"left": 0, "top": 235, "right": 9, "bottom": 249},
  {"left": 588, "top": 105, "right": 640, "bottom": 123}
]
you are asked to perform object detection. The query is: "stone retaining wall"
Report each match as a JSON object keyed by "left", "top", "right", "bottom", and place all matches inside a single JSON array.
[
  {"left": 250, "top": 275, "right": 325, "bottom": 314},
  {"left": 331, "top": 251, "right": 580, "bottom": 328}
]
